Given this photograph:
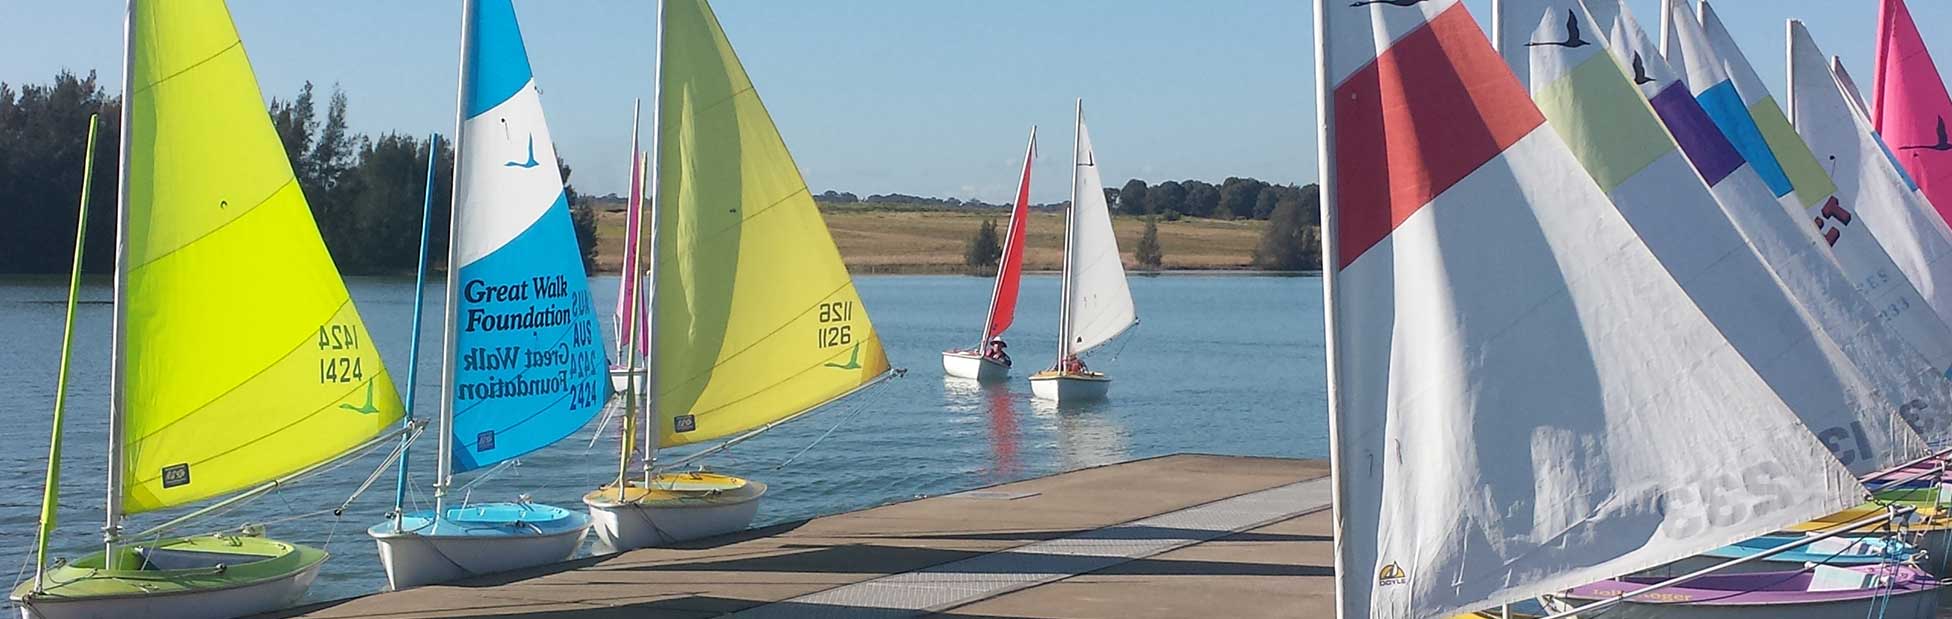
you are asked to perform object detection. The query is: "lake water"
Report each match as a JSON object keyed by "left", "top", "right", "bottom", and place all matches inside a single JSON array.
[{"left": 0, "top": 273, "right": 1323, "bottom": 605}]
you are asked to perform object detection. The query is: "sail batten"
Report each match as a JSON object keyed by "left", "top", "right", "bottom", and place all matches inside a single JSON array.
[
  {"left": 118, "top": 0, "right": 404, "bottom": 514},
  {"left": 652, "top": 0, "right": 888, "bottom": 449}
]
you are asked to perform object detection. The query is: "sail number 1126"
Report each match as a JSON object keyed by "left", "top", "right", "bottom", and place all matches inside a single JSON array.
[{"left": 816, "top": 301, "right": 853, "bottom": 349}]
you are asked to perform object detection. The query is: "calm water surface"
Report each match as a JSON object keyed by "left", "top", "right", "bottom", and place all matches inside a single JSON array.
[{"left": 0, "top": 273, "right": 1322, "bottom": 604}]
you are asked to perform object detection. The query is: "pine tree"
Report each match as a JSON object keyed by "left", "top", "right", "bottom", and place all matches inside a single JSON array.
[
  {"left": 1134, "top": 216, "right": 1163, "bottom": 270},
  {"left": 965, "top": 218, "right": 1002, "bottom": 268},
  {"left": 1252, "top": 199, "right": 1322, "bottom": 271}
]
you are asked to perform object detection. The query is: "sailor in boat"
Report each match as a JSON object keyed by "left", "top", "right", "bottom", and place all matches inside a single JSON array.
[
  {"left": 984, "top": 337, "right": 1012, "bottom": 367},
  {"left": 1059, "top": 354, "right": 1087, "bottom": 375}
]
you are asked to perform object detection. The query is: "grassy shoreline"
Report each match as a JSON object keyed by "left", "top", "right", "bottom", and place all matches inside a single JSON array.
[{"left": 593, "top": 204, "right": 1269, "bottom": 274}]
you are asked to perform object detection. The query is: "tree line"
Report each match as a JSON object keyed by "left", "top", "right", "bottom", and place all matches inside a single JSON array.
[{"left": 0, "top": 71, "right": 598, "bottom": 276}]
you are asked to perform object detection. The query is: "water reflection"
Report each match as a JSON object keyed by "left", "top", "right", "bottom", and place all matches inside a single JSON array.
[
  {"left": 944, "top": 377, "right": 1021, "bottom": 482},
  {"left": 1028, "top": 397, "right": 1128, "bottom": 469}
]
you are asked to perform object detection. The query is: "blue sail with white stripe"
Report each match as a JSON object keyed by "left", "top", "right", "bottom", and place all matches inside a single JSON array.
[{"left": 448, "top": 0, "right": 609, "bottom": 473}]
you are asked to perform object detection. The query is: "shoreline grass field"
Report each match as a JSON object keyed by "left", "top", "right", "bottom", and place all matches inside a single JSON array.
[{"left": 593, "top": 202, "right": 1267, "bottom": 274}]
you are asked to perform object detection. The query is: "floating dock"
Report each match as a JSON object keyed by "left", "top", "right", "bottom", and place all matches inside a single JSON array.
[{"left": 269, "top": 453, "right": 1331, "bottom": 618}]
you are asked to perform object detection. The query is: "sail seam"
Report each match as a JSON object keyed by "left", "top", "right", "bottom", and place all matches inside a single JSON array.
[
  {"left": 659, "top": 279, "right": 851, "bottom": 391},
  {"left": 131, "top": 40, "right": 245, "bottom": 97},
  {"left": 125, "top": 373, "right": 380, "bottom": 500},
  {"left": 123, "top": 296, "right": 356, "bottom": 443},
  {"left": 130, "top": 178, "right": 299, "bottom": 269},
  {"left": 688, "top": 331, "right": 885, "bottom": 421}
]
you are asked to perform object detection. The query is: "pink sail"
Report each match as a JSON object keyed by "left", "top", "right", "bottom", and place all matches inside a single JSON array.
[
  {"left": 614, "top": 149, "right": 648, "bottom": 358},
  {"left": 982, "top": 130, "right": 1035, "bottom": 342},
  {"left": 1873, "top": 0, "right": 1952, "bottom": 230}
]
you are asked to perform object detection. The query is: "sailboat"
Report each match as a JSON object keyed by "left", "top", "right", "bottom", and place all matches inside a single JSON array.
[
  {"left": 611, "top": 100, "right": 649, "bottom": 394},
  {"left": 11, "top": 1, "right": 408, "bottom": 617},
  {"left": 366, "top": 0, "right": 608, "bottom": 590},
  {"left": 581, "top": 0, "right": 893, "bottom": 552},
  {"left": 1319, "top": 1, "right": 1925, "bottom": 617},
  {"left": 943, "top": 128, "right": 1035, "bottom": 382},
  {"left": 1028, "top": 101, "right": 1136, "bottom": 403}
]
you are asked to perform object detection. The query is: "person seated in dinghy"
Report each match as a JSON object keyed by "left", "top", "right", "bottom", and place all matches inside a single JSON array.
[
  {"left": 983, "top": 337, "right": 1012, "bottom": 367},
  {"left": 1059, "top": 354, "right": 1087, "bottom": 375}
]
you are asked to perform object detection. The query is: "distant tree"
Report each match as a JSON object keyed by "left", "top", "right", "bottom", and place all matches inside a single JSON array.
[
  {"left": 268, "top": 81, "right": 317, "bottom": 167},
  {"left": 333, "top": 133, "right": 453, "bottom": 274},
  {"left": 1134, "top": 217, "right": 1163, "bottom": 270},
  {"left": 1252, "top": 198, "right": 1321, "bottom": 271},
  {"left": 1218, "top": 177, "right": 1266, "bottom": 220},
  {"left": 560, "top": 158, "right": 599, "bottom": 274},
  {"left": 0, "top": 71, "right": 121, "bottom": 274},
  {"left": 1118, "top": 179, "right": 1148, "bottom": 214},
  {"left": 1182, "top": 180, "right": 1220, "bottom": 218},
  {"left": 1297, "top": 183, "right": 1322, "bottom": 224},
  {"left": 1102, "top": 187, "right": 1119, "bottom": 210},
  {"left": 965, "top": 218, "right": 1002, "bottom": 268},
  {"left": 1146, "top": 180, "right": 1185, "bottom": 217}
]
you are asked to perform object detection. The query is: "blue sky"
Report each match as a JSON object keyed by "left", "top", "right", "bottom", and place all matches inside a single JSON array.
[{"left": 4, "top": 1, "right": 1950, "bottom": 202}]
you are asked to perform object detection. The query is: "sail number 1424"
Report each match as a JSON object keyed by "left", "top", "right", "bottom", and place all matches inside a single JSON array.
[{"left": 318, "top": 324, "right": 364, "bottom": 384}]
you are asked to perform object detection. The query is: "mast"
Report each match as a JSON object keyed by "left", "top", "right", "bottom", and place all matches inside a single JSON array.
[
  {"left": 36, "top": 114, "right": 98, "bottom": 592},
  {"left": 978, "top": 126, "right": 1035, "bottom": 347},
  {"left": 435, "top": 0, "right": 479, "bottom": 520},
  {"left": 104, "top": 0, "right": 136, "bottom": 564},
  {"left": 1056, "top": 100, "right": 1082, "bottom": 369},
  {"left": 641, "top": 0, "right": 668, "bottom": 483},
  {"left": 392, "top": 132, "right": 441, "bottom": 531},
  {"left": 617, "top": 98, "right": 642, "bottom": 489},
  {"left": 1313, "top": 1, "right": 1347, "bottom": 616}
]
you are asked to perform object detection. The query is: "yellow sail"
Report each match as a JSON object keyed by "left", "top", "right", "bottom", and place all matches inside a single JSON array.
[
  {"left": 119, "top": 0, "right": 403, "bottom": 513},
  {"left": 653, "top": 0, "right": 890, "bottom": 447}
]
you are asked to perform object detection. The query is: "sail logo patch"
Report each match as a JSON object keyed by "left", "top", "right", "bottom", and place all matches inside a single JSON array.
[
  {"left": 477, "top": 430, "right": 496, "bottom": 451},
  {"left": 674, "top": 414, "right": 697, "bottom": 433},
  {"left": 161, "top": 464, "right": 191, "bottom": 489},
  {"left": 1377, "top": 562, "right": 1408, "bottom": 587}
]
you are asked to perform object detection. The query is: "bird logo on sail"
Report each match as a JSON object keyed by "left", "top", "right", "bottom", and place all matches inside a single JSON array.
[
  {"left": 823, "top": 343, "right": 863, "bottom": 370},
  {"left": 1348, "top": 0, "right": 1429, "bottom": 7},
  {"left": 1899, "top": 117, "right": 1952, "bottom": 153},
  {"left": 338, "top": 381, "right": 382, "bottom": 414},
  {"left": 1631, "top": 53, "right": 1655, "bottom": 85},
  {"left": 505, "top": 133, "right": 541, "bottom": 168},
  {"left": 1525, "top": 11, "right": 1590, "bottom": 49},
  {"left": 1377, "top": 562, "right": 1408, "bottom": 586}
]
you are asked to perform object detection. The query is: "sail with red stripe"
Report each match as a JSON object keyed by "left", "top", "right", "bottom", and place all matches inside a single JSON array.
[
  {"left": 615, "top": 144, "right": 648, "bottom": 359},
  {"left": 1319, "top": 2, "right": 1863, "bottom": 616},
  {"left": 982, "top": 129, "right": 1035, "bottom": 343}
]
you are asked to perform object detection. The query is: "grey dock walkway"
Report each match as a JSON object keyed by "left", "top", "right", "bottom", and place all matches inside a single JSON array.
[{"left": 271, "top": 453, "right": 1332, "bottom": 619}]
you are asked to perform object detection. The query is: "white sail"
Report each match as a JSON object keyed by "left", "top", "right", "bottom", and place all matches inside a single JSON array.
[
  {"left": 1319, "top": 2, "right": 1865, "bottom": 617},
  {"left": 1060, "top": 116, "right": 1136, "bottom": 358}
]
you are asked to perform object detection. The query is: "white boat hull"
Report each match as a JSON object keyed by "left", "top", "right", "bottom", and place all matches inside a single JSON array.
[
  {"left": 585, "top": 479, "right": 767, "bottom": 552},
  {"left": 12, "top": 560, "right": 320, "bottom": 619},
  {"left": 368, "top": 512, "right": 589, "bottom": 590},
  {"left": 1029, "top": 372, "right": 1110, "bottom": 402},
  {"left": 941, "top": 351, "right": 1010, "bottom": 381},
  {"left": 609, "top": 367, "right": 643, "bottom": 393},
  {"left": 1560, "top": 589, "right": 1939, "bottom": 619}
]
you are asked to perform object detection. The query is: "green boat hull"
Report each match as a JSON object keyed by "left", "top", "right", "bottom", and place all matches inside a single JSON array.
[{"left": 10, "top": 534, "right": 326, "bottom": 619}]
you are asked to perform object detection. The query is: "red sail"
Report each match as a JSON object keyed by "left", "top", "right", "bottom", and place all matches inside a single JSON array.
[{"left": 983, "top": 129, "right": 1035, "bottom": 341}]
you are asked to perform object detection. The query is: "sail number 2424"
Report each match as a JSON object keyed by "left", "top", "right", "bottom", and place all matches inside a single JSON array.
[
  {"left": 816, "top": 301, "right": 853, "bottom": 348},
  {"left": 318, "top": 323, "right": 364, "bottom": 384}
]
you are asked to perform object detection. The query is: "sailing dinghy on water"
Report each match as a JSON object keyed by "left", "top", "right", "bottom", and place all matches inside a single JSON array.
[
  {"left": 1028, "top": 101, "right": 1136, "bottom": 403},
  {"left": 367, "top": 0, "right": 608, "bottom": 590},
  {"left": 943, "top": 128, "right": 1035, "bottom": 382},
  {"left": 11, "top": 2, "right": 410, "bottom": 617},
  {"left": 582, "top": 0, "right": 893, "bottom": 552},
  {"left": 1316, "top": 1, "right": 1915, "bottom": 616}
]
